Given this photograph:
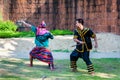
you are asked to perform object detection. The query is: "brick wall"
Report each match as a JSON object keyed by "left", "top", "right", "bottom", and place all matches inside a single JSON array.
[
  {"left": 0, "top": 0, "right": 10, "bottom": 20},
  {"left": 1, "top": 0, "right": 120, "bottom": 34},
  {"left": 0, "top": 0, "right": 3, "bottom": 20}
]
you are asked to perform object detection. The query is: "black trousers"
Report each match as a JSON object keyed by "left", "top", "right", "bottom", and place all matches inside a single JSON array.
[{"left": 70, "top": 49, "right": 92, "bottom": 65}]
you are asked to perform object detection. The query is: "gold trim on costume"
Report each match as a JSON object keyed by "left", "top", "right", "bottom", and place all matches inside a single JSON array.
[
  {"left": 76, "top": 28, "right": 90, "bottom": 51},
  {"left": 76, "top": 48, "right": 84, "bottom": 52},
  {"left": 73, "top": 35, "right": 78, "bottom": 39},
  {"left": 91, "top": 34, "right": 96, "bottom": 38}
]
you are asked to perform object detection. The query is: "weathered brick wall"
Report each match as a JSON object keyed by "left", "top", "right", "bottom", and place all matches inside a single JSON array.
[
  {"left": 2, "top": 0, "right": 120, "bottom": 34},
  {"left": 0, "top": 0, "right": 3, "bottom": 20},
  {"left": 117, "top": 0, "right": 120, "bottom": 34},
  {"left": 0, "top": 0, "right": 10, "bottom": 20}
]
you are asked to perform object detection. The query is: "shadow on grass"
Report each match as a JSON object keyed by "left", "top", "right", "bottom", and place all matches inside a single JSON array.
[{"left": 0, "top": 58, "right": 120, "bottom": 80}]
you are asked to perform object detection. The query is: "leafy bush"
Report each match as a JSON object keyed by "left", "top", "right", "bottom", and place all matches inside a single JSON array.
[
  {"left": 50, "top": 29, "right": 73, "bottom": 35},
  {"left": 0, "top": 31, "right": 19, "bottom": 38},
  {"left": 0, "top": 31, "right": 35, "bottom": 38},
  {"left": 0, "top": 22, "right": 73, "bottom": 38},
  {"left": 0, "top": 29, "right": 73, "bottom": 38},
  {"left": 0, "top": 20, "right": 17, "bottom": 31}
]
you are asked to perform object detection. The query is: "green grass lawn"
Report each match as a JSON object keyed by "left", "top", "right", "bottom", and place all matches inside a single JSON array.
[{"left": 0, "top": 58, "right": 120, "bottom": 80}]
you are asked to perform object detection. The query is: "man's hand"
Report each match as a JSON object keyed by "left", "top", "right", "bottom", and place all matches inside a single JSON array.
[{"left": 79, "top": 41, "right": 85, "bottom": 44}]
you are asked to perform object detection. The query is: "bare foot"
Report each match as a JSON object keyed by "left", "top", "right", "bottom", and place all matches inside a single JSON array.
[
  {"left": 71, "top": 68, "right": 78, "bottom": 72},
  {"left": 89, "top": 72, "right": 95, "bottom": 76},
  {"left": 27, "top": 64, "right": 33, "bottom": 67}
]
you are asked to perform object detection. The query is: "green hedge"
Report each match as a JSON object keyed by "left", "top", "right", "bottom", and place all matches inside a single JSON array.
[
  {"left": 0, "top": 21, "right": 73, "bottom": 38},
  {"left": 0, "top": 20, "right": 18, "bottom": 38},
  {"left": 0, "top": 31, "right": 35, "bottom": 38},
  {"left": 50, "top": 29, "right": 73, "bottom": 35},
  {"left": 0, "top": 20, "right": 17, "bottom": 31}
]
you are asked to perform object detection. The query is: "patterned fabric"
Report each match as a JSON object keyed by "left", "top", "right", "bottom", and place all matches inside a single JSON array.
[
  {"left": 70, "top": 49, "right": 92, "bottom": 65},
  {"left": 31, "top": 25, "right": 54, "bottom": 47},
  {"left": 36, "top": 28, "right": 49, "bottom": 35},
  {"left": 70, "top": 61, "right": 77, "bottom": 69},
  {"left": 87, "top": 64, "right": 94, "bottom": 73},
  {"left": 35, "top": 33, "right": 54, "bottom": 47},
  {"left": 30, "top": 47, "right": 53, "bottom": 64},
  {"left": 73, "top": 28, "right": 96, "bottom": 52},
  {"left": 37, "top": 20, "right": 47, "bottom": 28}
]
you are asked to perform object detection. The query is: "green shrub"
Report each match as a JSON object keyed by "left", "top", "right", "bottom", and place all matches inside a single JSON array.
[
  {"left": 0, "top": 31, "right": 35, "bottom": 38},
  {"left": 50, "top": 29, "right": 73, "bottom": 35},
  {"left": 0, "top": 31, "right": 19, "bottom": 38},
  {"left": 0, "top": 22, "right": 73, "bottom": 38},
  {"left": 0, "top": 20, "right": 17, "bottom": 31}
]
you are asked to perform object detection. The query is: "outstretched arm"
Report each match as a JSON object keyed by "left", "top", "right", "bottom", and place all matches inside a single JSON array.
[{"left": 20, "top": 20, "right": 32, "bottom": 27}]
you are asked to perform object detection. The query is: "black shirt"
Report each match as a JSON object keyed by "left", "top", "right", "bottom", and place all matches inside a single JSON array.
[{"left": 73, "top": 28, "right": 96, "bottom": 52}]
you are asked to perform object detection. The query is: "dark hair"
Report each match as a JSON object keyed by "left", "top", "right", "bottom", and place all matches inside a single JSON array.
[{"left": 76, "top": 18, "right": 84, "bottom": 25}]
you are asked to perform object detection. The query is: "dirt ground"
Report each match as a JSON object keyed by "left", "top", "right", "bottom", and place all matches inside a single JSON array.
[
  {"left": 0, "top": 32, "right": 120, "bottom": 59},
  {"left": 49, "top": 32, "right": 120, "bottom": 52}
]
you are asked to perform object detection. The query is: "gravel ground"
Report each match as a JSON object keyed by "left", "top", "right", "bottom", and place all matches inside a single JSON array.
[{"left": 0, "top": 32, "right": 120, "bottom": 59}]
